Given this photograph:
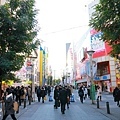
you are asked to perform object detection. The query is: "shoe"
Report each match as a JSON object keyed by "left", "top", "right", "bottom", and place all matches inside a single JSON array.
[
  {"left": 62, "top": 111, "right": 65, "bottom": 114},
  {"left": 67, "top": 106, "right": 69, "bottom": 109}
]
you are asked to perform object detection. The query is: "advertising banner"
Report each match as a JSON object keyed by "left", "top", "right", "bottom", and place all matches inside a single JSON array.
[{"left": 90, "top": 29, "right": 105, "bottom": 51}]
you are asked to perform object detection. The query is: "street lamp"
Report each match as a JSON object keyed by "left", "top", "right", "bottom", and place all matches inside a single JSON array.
[
  {"left": 87, "top": 49, "right": 95, "bottom": 104},
  {"left": 29, "top": 56, "right": 37, "bottom": 102}
]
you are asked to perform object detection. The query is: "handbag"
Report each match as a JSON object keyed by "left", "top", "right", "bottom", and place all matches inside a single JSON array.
[
  {"left": 44, "top": 96, "right": 47, "bottom": 100},
  {"left": 13, "top": 101, "right": 19, "bottom": 112}
]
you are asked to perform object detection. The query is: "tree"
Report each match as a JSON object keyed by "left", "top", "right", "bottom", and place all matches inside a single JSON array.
[
  {"left": 0, "top": 0, "right": 39, "bottom": 99},
  {"left": 89, "top": 0, "right": 120, "bottom": 57}
]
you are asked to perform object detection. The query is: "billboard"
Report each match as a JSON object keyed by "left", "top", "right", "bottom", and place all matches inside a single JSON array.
[{"left": 90, "top": 29, "right": 105, "bottom": 51}]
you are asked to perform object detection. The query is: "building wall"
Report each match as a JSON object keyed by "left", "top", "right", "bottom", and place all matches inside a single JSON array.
[
  {"left": 88, "top": 0, "right": 116, "bottom": 92},
  {"left": 93, "top": 56, "right": 116, "bottom": 92}
]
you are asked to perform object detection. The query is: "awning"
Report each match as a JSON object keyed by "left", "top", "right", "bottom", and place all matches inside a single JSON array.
[{"left": 76, "top": 79, "right": 87, "bottom": 83}]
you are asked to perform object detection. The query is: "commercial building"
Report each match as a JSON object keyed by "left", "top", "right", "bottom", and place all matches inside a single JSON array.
[{"left": 75, "top": 0, "right": 120, "bottom": 92}]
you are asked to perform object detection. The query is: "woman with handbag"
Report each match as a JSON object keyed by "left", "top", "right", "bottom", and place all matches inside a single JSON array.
[{"left": 2, "top": 88, "right": 17, "bottom": 120}]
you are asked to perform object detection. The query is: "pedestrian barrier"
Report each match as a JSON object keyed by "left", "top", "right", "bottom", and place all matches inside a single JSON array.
[{"left": 106, "top": 102, "right": 110, "bottom": 114}]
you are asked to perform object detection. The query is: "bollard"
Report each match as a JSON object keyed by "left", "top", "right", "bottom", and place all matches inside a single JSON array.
[
  {"left": 24, "top": 99, "right": 26, "bottom": 108},
  {"left": 97, "top": 98, "right": 99, "bottom": 108},
  {"left": 106, "top": 102, "right": 110, "bottom": 114}
]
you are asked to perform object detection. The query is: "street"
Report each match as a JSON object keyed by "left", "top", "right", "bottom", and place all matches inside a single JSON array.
[{"left": 1, "top": 90, "right": 120, "bottom": 120}]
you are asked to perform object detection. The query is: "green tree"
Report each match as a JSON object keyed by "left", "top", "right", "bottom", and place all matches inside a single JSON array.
[
  {"left": 0, "top": 0, "right": 39, "bottom": 99},
  {"left": 56, "top": 79, "right": 61, "bottom": 85},
  {"left": 89, "top": 0, "right": 120, "bottom": 57}
]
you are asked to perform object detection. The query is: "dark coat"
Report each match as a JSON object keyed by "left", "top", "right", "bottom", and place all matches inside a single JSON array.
[
  {"left": 66, "top": 88, "right": 71, "bottom": 97},
  {"left": 59, "top": 89, "right": 67, "bottom": 104},
  {"left": 78, "top": 87, "right": 84, "bottom": 97},
  {"left": 5, "top": 94, "right": 15, "bottom": 115},
  {"left": 37, "top": 88, "right": 41, "bottom": 97},
  {"left": 54, "top": 89, "right": 60, "bottom": 100},
  {"left": 41, "top": 89, "right": 46, "bottom": 97},
  {"left": 113, "top": 87, "right": 120, "bottom": 102}
]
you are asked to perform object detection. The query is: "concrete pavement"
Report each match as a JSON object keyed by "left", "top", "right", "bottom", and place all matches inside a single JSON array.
[{"left": 1, "top": 90, "right": 120, "bottom": 120}]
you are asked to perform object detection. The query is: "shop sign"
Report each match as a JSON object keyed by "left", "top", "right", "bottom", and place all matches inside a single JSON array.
[
  {"left": 94, "top": 74, "right": 110, "bottom": 81},
  {"left": 90, "top": 29, "right": 105, "bottom": 51}
]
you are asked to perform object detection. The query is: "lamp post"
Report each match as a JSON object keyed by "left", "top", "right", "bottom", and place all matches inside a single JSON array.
[
  {"left": 29, "top": 56, "right": 37, "bottom": 102},
  {"left": 87, "top": 49, "right": 95, "bottom": 104}
]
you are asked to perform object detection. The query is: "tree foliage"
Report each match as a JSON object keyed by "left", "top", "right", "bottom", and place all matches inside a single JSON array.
[
  {"left": 0, "top": 0, "right": 39, "bottom": 81},
  {"left": 89, "top": 0, "right": 120, "bottom": 56}
]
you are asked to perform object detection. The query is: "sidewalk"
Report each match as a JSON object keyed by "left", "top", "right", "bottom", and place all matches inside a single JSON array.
[
  {"left": 75, "top": 90, "right": 120, "bottom": 120},
  {"left": 1, "top": 91, "right": 120, "bottom": 120},
  {"left": 0, "top": 99, "right": 37, "bottom": 120},
  {"left": 16, "top": 93, "right": 120, "bottom": 120}
]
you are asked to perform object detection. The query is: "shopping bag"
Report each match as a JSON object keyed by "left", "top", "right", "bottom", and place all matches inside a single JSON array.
[
  {"left": 44, "top": 96, "right": 46, "bottom": 100},
  {"left": 49, "top": 95, "right": 53, "bottom": 102},
  {"left": 13, "top": 101, "right": 19, "bottom": 112}
]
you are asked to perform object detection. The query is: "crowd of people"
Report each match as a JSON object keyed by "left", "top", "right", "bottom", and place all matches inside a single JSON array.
[
  {"left": 1, "top": 83, "right": 120, "bottom": 119},
  {"left": 1, "top": 85, "right": 33, "bottom": 120},
  {"left": 35, "top": 85, "right": 73, "bottom": 114}
]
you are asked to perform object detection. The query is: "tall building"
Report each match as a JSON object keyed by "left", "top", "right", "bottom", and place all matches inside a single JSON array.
[{"left": 74, "top": 0, "right": 119, "bottom": 92}]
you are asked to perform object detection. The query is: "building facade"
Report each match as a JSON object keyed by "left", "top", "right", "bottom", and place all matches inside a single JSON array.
[{"left": 74, "top": 0, "right": 119, "bottom": 92}]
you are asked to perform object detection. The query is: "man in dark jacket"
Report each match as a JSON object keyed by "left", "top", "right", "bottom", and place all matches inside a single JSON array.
[
  {"left": 113, "top": 86, "right": 120, "bottom": 107},
  {"left": 78, "top": 86, "right": 84, "bottom": 103},
  {"left": 54, "top": 86, "right": 60, "bottom": 109},
  {"left": 65, "top": 86, "right": 71, "bottom": 109},
  {"left": 36, "top": 86, "right": 41, "bottom": 102},
  {"left": 59, "top": 86, "right": 67, "bottom": 114},
  {"left": 41, "top": 87, "right": 46, "bottom": 103}
]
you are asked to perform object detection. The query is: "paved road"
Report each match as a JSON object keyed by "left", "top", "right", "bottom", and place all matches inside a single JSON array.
[{"left": 1, "top": 90, "right": 120, "bottom": 120}]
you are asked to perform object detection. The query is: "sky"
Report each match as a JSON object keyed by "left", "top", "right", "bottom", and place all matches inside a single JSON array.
[{"left": 35, "top": 0, "right": 94, "bottom": 78}]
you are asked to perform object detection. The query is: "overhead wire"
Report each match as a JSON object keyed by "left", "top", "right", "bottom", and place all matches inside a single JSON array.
[{"left": 41, "top": 25, "right": 89, "bottom": 35}]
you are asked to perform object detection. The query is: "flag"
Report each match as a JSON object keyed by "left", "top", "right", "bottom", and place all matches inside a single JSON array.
[
  {"left": 66, "top": 43, "right": 71, "bottom": 66},
  {"left": 40, "top": 47, "right": 43, "bottom": 86}
]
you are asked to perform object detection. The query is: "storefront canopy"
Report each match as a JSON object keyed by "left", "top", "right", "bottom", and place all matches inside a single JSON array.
[{"left": 76, "top": 78, "right": 87, "bottom": 84}]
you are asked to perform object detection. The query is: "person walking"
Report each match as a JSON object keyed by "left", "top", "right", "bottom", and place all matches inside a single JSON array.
[
  {"left": 27, "top": 86, "right": 32, "bottom": 104},
  {"left": 97, "top": 86, "right": 102, "bottom": 101},
  {"left": 78, "top": 86, "right": 84, "bottom": 103},
  {"left": 15, "top": 86, "right": 21, "bottom": 106},
  {"left": 65, "top": 86, "right": 71, "bottom": 109},
  {"left": 59, "top": 86, "right": 67, "bottom": 114},
  {"left": 36, "top": 86, "right": 41, "bottom": 102},
  {"left": 2, "top": 88, "right": 17, "bottom": 120},
  {"left": 113, "top": 86, "right": 120, "bottom": 107},
  {"left": 41, "top": 87, "right": 46, "bottom": 103},
  {"left": 83, "top": 86, "right": 88, "bottom": 100},
  {"left": 54, "top": 86, "right": 60, "bottom": 109}
]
